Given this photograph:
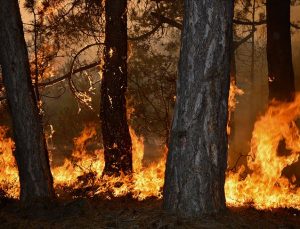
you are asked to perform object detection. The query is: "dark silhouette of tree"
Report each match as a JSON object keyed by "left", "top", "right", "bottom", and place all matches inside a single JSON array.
[
  {"left": 267, "top": 0, "right": 295, "bottom": 101},
  {"left": 100, "top": 0, "right": 132, "bottom": 175},
  {"left": 163, "top": 0, "right": 234, "bottom": 216},
  {"left": 0, "top": 0, "right": 55, "bottom": 202}
]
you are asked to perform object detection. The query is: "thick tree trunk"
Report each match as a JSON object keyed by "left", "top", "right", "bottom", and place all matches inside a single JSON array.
[
  {"left": 0, "top": 0, "right": 55, "bottom": 202},
  {"left": 267, "top": 0, "right": 295, "bottom": 101},
  {"left": 163, "top": 0, "right": 234, "bottom": 217},
  {"left": 100, "top": 0, "right": 132, "bottom": 176}
]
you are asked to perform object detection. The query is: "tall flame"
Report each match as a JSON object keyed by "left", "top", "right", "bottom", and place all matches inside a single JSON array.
[{"left": 226, "top": 95, "right": 300, "bottom": 210}]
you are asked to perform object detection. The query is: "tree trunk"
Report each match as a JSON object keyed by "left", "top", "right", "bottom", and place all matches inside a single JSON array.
[
  {"left": 100, "top": 0, "right": 132, "bottom": 176},
  {"left": 0, "top": 0, "right": 55, "bottom": 202},
  {"left": 163, "top": 0, "right": 234, "bottom": 217},
  {"left": 267, "top": 0, "right": 295, "bottom": 101}
]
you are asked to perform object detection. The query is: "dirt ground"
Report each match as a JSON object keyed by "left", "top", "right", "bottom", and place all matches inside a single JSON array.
[{"left": 0, "top": 197, "right": 299, "bottom": 229}]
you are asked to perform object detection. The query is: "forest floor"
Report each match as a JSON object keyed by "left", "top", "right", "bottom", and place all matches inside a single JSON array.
[{"left": 0, "top": 197, "right": 299, "bottom": 229}]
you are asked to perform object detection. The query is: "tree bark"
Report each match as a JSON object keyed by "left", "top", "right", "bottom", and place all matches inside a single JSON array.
[
  {"left": 267, "top": 0, "right": 295, "bottom": 101},
  {"left": 0, "top": 0, "right": 55, "bottom": 202},
  {"left": 163, "top": 0, "right": 234, "bottom": 217},
  {"left": 100, "top": 0, "right": 132, "bottom": 175}
]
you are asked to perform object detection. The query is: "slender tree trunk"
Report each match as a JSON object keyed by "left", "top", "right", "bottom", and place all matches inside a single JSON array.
[
  {"left": 0, "top": 0, "right": 55, "bottom": 202},
  {"left": 267, "top": 0, "right": 295, "bottom": 101},
  {"left": 163, "top": 0, "right": 234, "bottom": 217},
  {"left": 100, "top": 0, "right": 132, "bottom": 176}
]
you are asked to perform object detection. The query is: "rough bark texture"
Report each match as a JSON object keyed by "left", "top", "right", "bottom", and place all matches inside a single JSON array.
[
  {"left": 0, "top": 0, "right": 55, "bottom": 202},
  {"left": 100, "top": 0, "right": 132, "bottom": 175},
  {"left": 163, "top": 0, "right": 234, "bottom": 217},
  {"left": 267, "top": 0, "right": 295, "bottom": 101}
]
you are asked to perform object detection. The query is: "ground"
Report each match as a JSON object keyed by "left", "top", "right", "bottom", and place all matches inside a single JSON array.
[{"left": 0, "top": 198, "right": 299, "bottom": 228}]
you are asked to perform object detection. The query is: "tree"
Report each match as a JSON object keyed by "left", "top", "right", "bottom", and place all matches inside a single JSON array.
[
  {"left": 267, "top": 0, "right": 295, "bottom": 101},
  {"left": 100, "top": 0, "right": 133, "bottom": 175},
  {"left": 163, "top": 0, "right": 234, "bottom": 216},
  {"left": 0, "top": 0, "right": 55, "bottom": 202}
]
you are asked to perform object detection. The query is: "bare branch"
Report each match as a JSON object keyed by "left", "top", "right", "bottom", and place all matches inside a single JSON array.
[
  {"left": 150, "top": 12, "right": 183, "bottom": 30},
  {"left": 233, "top": 19, "right": 266, "bottom": 26},
  {"left": 233, "top": 28, "right": 257, "bottom": 50},
  {"left": 291, "top": 22, "right": 300, "bottom": 29},
  {"left": 129, "top": 22, "right": 163, "bottom": 41},
  {"left": 39, "top": 61, "right": 100, "bottom": 87}
]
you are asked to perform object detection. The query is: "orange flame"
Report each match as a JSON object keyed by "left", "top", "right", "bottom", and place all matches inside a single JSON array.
[
  {"left": 0, "top": 124, "right": 165, "bottom": 200},
  {"left": 1, "top": 91, "right": 300, "bottom": 210},
  {"left": 227, "top": 80, "right": 244, "bottom": 135},
  {"left": 225, "top": 95, "right": 300, "bottom": 210},
  {"left": 0, "top": 127, "right": 19, "bottom": 198}
]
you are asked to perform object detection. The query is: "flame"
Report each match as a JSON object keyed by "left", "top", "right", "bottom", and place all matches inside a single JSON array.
[
  {"left": 0, "top": 127, "right": 19, "bottom": 198},
  {"left": 1, "top": 91, "right": 300, "bottom": 210},
  {"left": 95, "top": 127, "right": 166, "bottom": 200},
  {"left": 227, "top": 80, "right": 244, "bottom": 135},
  {"left": 0, "top": 124, "right": 165, "bottom": 200},
  {"left": 225, "top": 95, "right": 300, "bottom": 210},
  {"left": 52, "top": 125, "right": 104, "bottom": 188}
]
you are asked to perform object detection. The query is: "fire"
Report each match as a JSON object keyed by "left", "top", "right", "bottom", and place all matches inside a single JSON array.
[
  {"left": 1, "top": 91, "right": 300, "bottom": 210},
  {"left": 225, "top": 95, "right": 300, "bottom": 210},
  {"left": 227, "top": 80, "right": 244, "bottom": 135},
  {"left": 0, "top": 127, "right": 19, "bottom": 198},
  {"left": 51, "top": 125, "right": 104, "bottom": 188},
  {"left": 95, "top": 127, "right": 166, "bottom": 200},
  {"left": 0, "top": 124, "right": 165, "bottom": 200}
]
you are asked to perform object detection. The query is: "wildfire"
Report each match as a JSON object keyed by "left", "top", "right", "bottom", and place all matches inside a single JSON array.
[
  {"left": 0, "top": 127, "right": 19, "bottom": 198},
  {"left": 0, "top": 124, "right": 165, "bottom": 200},
  {"left": 226, "top": 95, "right": 300, "bottom": 210},
  {"left": 0, "top": 92, "right": 300, "bottom": 210}
]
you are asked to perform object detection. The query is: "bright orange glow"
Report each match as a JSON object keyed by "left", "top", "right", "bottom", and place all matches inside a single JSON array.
[
  {"left": 227, "top": 80, "right": 244, "bottom": 135},
  {"left": 0, "top": 126, "right": 19, "bottom": 198},
  {"left": 226, "top": 95, "right": 300, "bottom": 210},
  {"left": 1, "top": 93, "right": 300, "bottom": 210},
  {"left": 0, "top": 124, "right": 166, "bottom": 200}
]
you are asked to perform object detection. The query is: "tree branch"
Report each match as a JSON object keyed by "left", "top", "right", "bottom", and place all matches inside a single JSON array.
[
  {"left": 129, "top": 22, "right": 163, "bottom": 41},
  {"left": 233, "top": 19, "right": 266, "bottom": 26},
  {"left": 233, "top": 28, "right": 257, "bottom": 50},
  {"left": 39, "top": 61, "right": 100, "bottom": 87},
  {"left": 291, "top": 22, "right": 300, "bottom": 29},
  {"left": 150, "top": 12, "right": 183, "bottom": 30}
]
